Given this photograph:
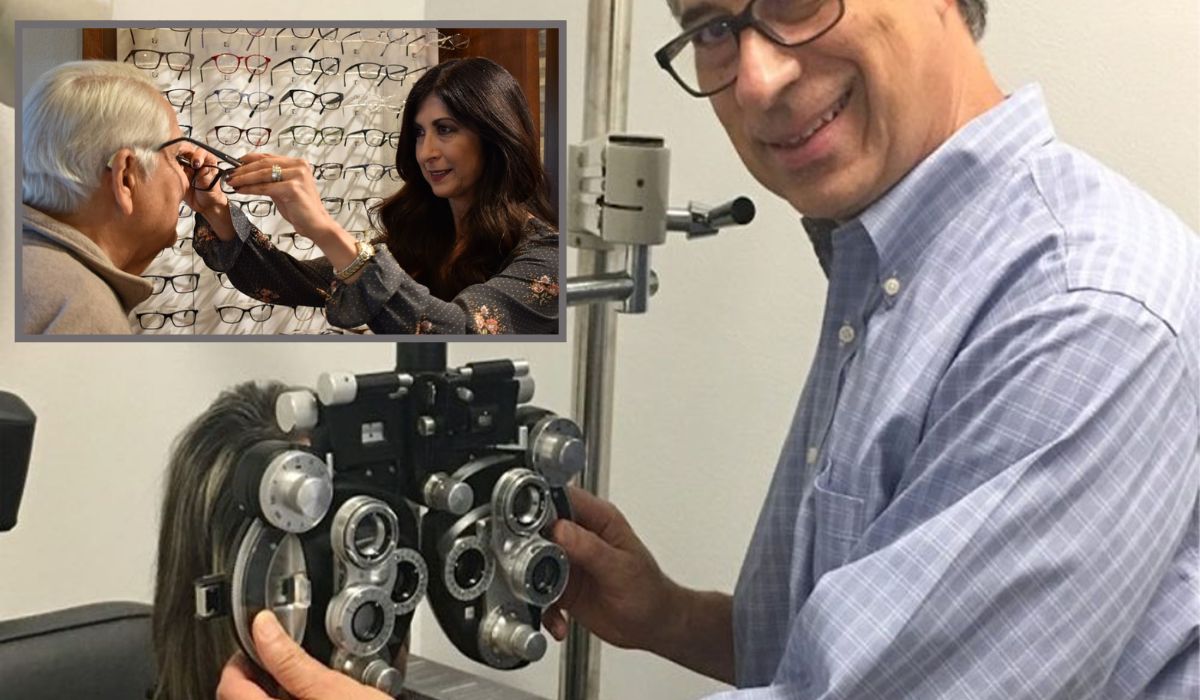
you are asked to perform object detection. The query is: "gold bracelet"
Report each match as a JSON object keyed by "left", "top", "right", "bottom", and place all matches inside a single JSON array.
[{"left": 333, "top": 240, "right": 376, "bottom": 281}]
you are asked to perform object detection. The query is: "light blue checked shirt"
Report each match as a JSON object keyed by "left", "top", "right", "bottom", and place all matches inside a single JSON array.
[{"left": 714, "top": 85, "right": 1200, "bottom": 699}]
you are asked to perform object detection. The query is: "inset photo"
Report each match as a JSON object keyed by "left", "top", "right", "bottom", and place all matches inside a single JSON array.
[{"left": 16, "top": 23, "right": 563, "bottom": 339}]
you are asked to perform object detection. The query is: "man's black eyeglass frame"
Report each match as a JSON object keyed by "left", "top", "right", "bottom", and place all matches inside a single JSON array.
[
  {"left": 654, "top": 0, "right": 846, "bottom": 98},
  {"left": 159, "top": 136, "right": 243, "bottom": 191}
]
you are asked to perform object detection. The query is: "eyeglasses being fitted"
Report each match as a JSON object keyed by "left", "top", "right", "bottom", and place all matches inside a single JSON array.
[
  {"left": 158, "top": 136, "right": 244, "bottom": 191},
  {"left": 655, "top": 0, "right": 846, "bottom": 97}
]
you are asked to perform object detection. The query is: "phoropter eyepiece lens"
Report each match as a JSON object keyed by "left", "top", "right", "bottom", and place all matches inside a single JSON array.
[
  {"left": 351, "top": 601, "right": 386, "bottom": 642},
  {"left": 453, "top": 548, "right": 487, "bottom": 590},
  {"left": 530, "top": 555, "right": 561, "bottom": 596}
]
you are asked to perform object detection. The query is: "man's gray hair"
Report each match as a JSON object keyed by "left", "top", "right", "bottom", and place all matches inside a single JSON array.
[{"left": 22, "top": 60, "right": 171, "bottom": 215}]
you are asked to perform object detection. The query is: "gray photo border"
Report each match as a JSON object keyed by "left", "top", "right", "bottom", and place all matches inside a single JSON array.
[{"left": 13, "top": 19, "right": 568, "bottom": 344}]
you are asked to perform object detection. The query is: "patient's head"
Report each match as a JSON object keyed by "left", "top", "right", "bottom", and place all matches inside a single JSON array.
[
  {"left": 22, "top": 60, "right": 190, "bottom": 270},
  {"left": 151, "top": 380, "right": 294, "bottom": 700}
]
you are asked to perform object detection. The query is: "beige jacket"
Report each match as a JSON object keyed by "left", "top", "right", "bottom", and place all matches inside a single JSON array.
[{"left": 21, "top": 205, "right": 153, "bottom": 334}]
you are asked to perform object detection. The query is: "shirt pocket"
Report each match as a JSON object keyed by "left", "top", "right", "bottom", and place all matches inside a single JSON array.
[{"left": 811, "top": 467, "right": 868, "bottom": 581}]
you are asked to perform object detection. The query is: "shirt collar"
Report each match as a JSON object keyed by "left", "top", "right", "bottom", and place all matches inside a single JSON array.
[{"left": 803, "top": 84, "right": 1057, "bottom": 298}]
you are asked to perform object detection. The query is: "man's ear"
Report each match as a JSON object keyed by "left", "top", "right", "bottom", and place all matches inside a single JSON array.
[{"left": 106, "top": 148, "right": 138, "bottom": 217}]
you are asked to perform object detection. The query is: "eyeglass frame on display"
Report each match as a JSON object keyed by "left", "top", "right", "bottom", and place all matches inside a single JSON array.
[
  {"left": 278, "top": 88, "right": 345, "bottom": 115},
  {"left": 215, "top": 303, "right": 275, "bottom": 324},
  {"left": 278, "top": 125, "right": 345, "bottom": 146},
  {"left": 344, "top": 128, "right": 400, "bottom": 149},
  {"left": 272, "top": 27, "right": 339, "bottom": 54},
  {"left": 198, "top": 52, "right": 272, "bottom": 79},
  {"left": 344, "top": 164, "right": 400, "bottom": 182},
  {"left": 142, "top": 273, "right": 200, "bottom": 295},
  {"left": 123, "top": 49, "right": 193, "bottom": 80},
  {"left": 136, "top": 308, "right": 198, "bottom": 330},
  {"left": 162, "top": 88, "right": 194, "bottom": 113},
  {"left": 203, "top": 88, "right": 274, "bottom": 117},
  {"left": 343, "top": 61, "right": 408, "bottom": 88},
  {"left": 201, "top": 27, "right": 268, "bottom": 51},
  {"left": 231, "top": 199, "right": 276, "bottom": 218},
  {"left": 207, "top": 125, "right": 272, "bottom": 147},
  {"left": 269, "top": 56, "right": 340, "bottom": 87}
]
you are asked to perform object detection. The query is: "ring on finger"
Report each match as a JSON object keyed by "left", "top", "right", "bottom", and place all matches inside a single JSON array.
[{"left": 271, "top": 164, "right": 283, "bottom": 183}]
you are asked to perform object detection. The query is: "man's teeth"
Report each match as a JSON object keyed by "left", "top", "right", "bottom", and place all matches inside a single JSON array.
[{"left": 787, "top": 93, "right": 850, "bottom": 146}]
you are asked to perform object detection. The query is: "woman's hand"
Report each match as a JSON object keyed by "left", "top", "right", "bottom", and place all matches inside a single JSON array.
[
  {"left": 216, "top": 610, "right": 393, "bottom": 700},
  {"left": 177, "top": 143, "right": 229, "bottom": 215},
  {"left": 225, "top": 153, "right": 340, "bottom": 242}
]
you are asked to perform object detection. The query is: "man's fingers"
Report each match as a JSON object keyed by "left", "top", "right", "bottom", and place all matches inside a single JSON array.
[
  {"left": 251, "top": 610, "right": 334, "bottom": 699},
  {"left": 542, "top": 606, "right": 569, "bottom": 641},
  {"left": 553, "top": 518, "right": 615, "bottom": 577},
  {"left": 563, "top": 486, "right": 634, "bottom": 549}
]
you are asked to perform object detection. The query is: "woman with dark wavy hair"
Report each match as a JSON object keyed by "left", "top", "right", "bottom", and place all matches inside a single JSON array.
[{"left": 188, "top": 57, "right": 558, "bottom": 335}]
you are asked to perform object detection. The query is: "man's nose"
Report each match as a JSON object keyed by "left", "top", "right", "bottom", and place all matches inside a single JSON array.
[{"left": 731, "top": 29, "right": 804, "bottom": 114}]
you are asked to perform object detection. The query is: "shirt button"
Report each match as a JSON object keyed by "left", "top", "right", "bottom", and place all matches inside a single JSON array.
[
  {"left": 806, "top": 447, "right": 819, "bottom": 465},
  {"left": 883, "top": 277, "right": 902, "bottom": 296},
  {"left": 838, "top": 324, "right": 856, "bottom": 345}
]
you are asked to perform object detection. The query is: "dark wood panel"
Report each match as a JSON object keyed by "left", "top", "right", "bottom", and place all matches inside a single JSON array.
[
  {"left": 81, "top": 28, "right": 116, "bottom": 60},
  {"left": 437, "top": 28, "right": 541, "bottom": 143}
]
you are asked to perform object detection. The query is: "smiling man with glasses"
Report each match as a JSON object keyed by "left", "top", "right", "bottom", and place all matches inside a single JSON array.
[
  {"left": 536, "top": 2, "right": 1200, "bottom": 700},
  {"left": 19, "top": 61, "right": 216, "bottom": 334}
]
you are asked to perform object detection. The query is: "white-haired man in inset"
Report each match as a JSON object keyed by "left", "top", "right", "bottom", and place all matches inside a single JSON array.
[{"left": 21, "top": 60, "right": 202, "bottom": 334}]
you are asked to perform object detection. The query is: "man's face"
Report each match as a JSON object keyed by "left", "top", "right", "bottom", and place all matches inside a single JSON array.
[
  {"left": 136, "top": 101, "right": 189, "bottom": 258},
  {"left": 694, "top": 0, "right": 964, "bottom": 220}
]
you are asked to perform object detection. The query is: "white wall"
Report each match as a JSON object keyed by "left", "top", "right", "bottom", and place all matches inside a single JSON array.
[{"left": 1, "top": 2, "right": 1196, "bottom": 700}]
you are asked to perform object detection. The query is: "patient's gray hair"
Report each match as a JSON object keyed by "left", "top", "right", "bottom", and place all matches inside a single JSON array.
[
  {"left": 665, "top": 0, "right": 989, "bottom": 41},
  {"left": 22, "top": 60, "right": 171, "bottom": 215}
]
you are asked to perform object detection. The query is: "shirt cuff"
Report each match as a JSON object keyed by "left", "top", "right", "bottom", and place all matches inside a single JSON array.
[
  {"left": 326, "top": 245, "right": 416, "bottom": 328},
  {"left": 193, "top": 206, "right": 259, "bottom": 272}
]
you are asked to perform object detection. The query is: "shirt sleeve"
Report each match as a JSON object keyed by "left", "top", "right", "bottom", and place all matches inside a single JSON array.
[
  {"left": 711, "top": 290, "right": 1199, "bottom": 699},
  {"left": 326, "top": 228, "right": 560, "bottom": 335},
  {"left": 192, "top": 207, "right": 334, "bottom": 308}
]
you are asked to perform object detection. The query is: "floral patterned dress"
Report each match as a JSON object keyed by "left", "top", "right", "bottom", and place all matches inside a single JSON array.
[{"left": 192, "top": 209, "right": 560, "bottom": 335}]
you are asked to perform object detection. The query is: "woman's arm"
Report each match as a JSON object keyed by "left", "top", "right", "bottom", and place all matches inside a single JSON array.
[
  {"left": 325, "top": 222, "right": 560, "bottom": 335},
  {"left": 190, "top": 153, "right": 374, "bottom": 310},
  {"left": 192, "top": 208, "right": 335, "bottom": 308}
]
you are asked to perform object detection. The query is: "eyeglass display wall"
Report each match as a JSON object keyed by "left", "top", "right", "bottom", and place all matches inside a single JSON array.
[{"left": 116, "top": 27, "right": 468, "bottom": 335}]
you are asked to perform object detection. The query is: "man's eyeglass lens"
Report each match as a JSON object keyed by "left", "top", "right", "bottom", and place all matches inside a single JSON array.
[{"left": 659, "top": 0, "right": 845, "bottom": 96}]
